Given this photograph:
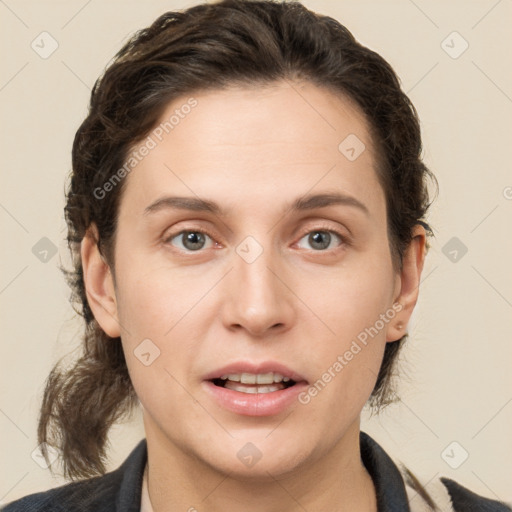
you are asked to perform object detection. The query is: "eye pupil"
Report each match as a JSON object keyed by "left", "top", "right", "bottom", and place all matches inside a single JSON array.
[
  {"left": 309, "top": 231, "right": 331, "bottom": 250},
  {"left": 183, "top": 231, "right": 205, "bottom": 250}
]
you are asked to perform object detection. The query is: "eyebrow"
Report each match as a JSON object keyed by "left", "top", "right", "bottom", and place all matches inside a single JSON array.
[{"left": 143, "top": 192, "right": 369, "bottom": 216}]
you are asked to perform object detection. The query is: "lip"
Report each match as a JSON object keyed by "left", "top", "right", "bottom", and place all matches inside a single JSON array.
[{"left": 202, "top": 361, "right": 308, "bottom": 417}]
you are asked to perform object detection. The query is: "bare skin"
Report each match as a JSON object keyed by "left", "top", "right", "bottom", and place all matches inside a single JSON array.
[{"left": 81, "top": 80, "right": 426, "bottom": 511}]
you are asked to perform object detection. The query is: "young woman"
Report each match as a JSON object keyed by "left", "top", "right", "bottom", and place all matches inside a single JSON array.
[{"left": 2, "top": 1, "right": 510, "bottom": 511}]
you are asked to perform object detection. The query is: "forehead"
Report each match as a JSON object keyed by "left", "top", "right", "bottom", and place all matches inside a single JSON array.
[{"left": 120, "top": 81, "right": 385, "bottom": 221}]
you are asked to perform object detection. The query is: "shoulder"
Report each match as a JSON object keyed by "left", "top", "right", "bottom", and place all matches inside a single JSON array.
[
  {"left": 440, "top": 477, "right": 512, "bottom": 512},
  {"left": 402, "top": 464, "right": 512, "bottom": 512},
  {"left": 359, "top": 431, "right": 511, "bottom": 512},
  {"left": 1, "top": 472, "right": 118, "bottom": 512},
  {"left": 1, "top": 439, "right": 147, "bottom": 512}
]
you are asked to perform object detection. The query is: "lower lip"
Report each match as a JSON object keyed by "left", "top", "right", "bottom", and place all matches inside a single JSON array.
[{"left": 203, "top": 380, "right": 308, "bottom": 416}]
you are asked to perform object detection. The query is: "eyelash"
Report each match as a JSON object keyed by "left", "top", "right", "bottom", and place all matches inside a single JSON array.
[{"left": 163, "top": 224, "right": 350, "bottom": 253}]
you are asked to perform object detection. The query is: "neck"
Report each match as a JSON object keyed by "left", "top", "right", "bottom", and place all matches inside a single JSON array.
[{"left": 144, "top": 418, "right": 377, "bottom": 512}]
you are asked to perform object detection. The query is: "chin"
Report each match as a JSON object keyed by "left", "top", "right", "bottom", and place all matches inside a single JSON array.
[{"left": 192, "top": 432, "right": 318, "bottom": 481}]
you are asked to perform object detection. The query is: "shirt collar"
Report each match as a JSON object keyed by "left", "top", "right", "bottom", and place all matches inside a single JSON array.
[{"left": 360, "top": 431, "right": 410, "bottom": 511}]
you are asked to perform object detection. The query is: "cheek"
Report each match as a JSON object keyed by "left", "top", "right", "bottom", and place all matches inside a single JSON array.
[
  {"left": 296, "top": 251, "right": 395, "bottom": 405},
  {"left": 114, "top": 271, "right": 201, "bottom": 421},
  {"left": 112, "top": 250, "right": 219, "bottom": 394},
  {"left": 302, "top": 255, "right": 395, "bottom": 342},
  {"left": 113, "top": 250, "right": 207, "bottom": 340}
]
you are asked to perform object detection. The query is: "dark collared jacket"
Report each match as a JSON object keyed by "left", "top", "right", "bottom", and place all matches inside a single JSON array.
[{"left": 2, "top": 432, "right": 510, "bottom": 511}]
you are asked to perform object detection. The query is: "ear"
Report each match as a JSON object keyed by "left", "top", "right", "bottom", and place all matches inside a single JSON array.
[
  {"left": 81, "top": 224, "right": 121, "bottom": 338},
  {"left": 386, "top": 224, "right": 427, "bottom": 342}
]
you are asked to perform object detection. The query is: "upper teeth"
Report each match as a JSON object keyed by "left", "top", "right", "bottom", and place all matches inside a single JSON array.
[{"left": 220, "top": 372, "right": 291, "bottom": 384}]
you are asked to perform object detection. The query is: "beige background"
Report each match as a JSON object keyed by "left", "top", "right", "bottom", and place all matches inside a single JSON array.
[{"left": 1, "top": 0, "right": 511, "bottom": 506}]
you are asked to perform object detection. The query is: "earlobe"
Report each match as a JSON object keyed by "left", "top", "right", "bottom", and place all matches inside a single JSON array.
[
  {"left": 386, "top": 304, "right": 406, "bottom": 342},
  {"left": 386, "top": 224, "right": 427, "bottom": 342},
  {"left": 80, "top": 224, "right": 121, "bottom": 338}
]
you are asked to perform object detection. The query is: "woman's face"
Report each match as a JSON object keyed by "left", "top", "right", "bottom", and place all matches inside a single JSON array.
[{"left": 85, "top": 81, "right": 424, "bottom": 478}]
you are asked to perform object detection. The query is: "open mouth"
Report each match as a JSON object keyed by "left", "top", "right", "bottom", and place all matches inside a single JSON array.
[
  {"left": 211, "top": 372, "right": 297, "bottom": 394},
  {"left": 204, "top": 367, "right": 307, "bottom": 415}
]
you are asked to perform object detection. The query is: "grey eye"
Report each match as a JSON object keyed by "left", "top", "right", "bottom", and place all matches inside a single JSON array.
[
  {"left": 297, "top": 230, "right": 341, "bottom": 251},
  {"left": 169, "top": 231, "right": 213, "bottom": 251}
]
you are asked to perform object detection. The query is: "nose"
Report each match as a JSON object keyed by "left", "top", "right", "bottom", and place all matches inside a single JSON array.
[{"left": 220, "top": 242, "right": 295, "bottom": 337}]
